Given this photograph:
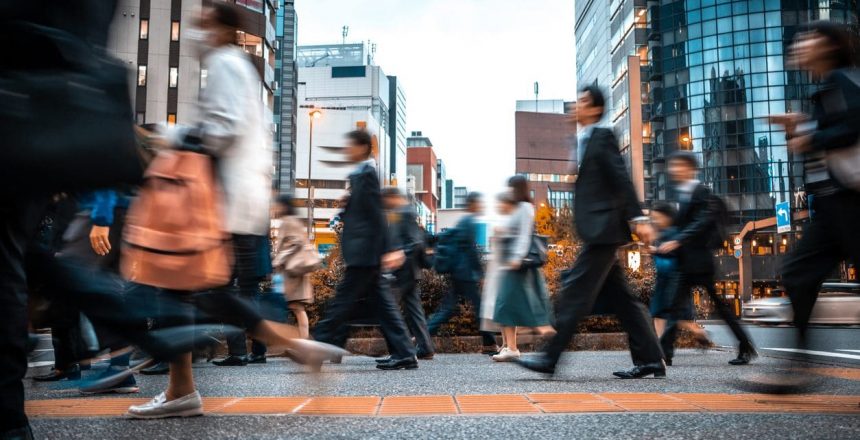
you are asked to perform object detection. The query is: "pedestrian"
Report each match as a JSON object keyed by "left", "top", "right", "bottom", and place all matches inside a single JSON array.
[
  {"left": 491, "top": 178, "right": 555, "bottom": 362},
  {"left": 657, "top": 151, "right": 755, "bottom": 366},
  {"left": 272, "top": 195, "right": 316, "bottom": 339},
  {"left": 381, "top": 188, "right": 435, "bottom": 360},
  {"left": 761, "top": 21, "right": 860, "bottom": 392},
  {"left": 427, "top": 192, "right": 500, "bottom": 355},
  {"left": 647, "top": 202, "right": 708, "bottom": 366},
  {"left": 516, "top": 85, "right": 665, "bottom": 379},
  {"left": 311, "top": 130, "right": 419, "bottom": 371},
  {"left": 478, "top": 193, "right": 515, "bottom": 353}
]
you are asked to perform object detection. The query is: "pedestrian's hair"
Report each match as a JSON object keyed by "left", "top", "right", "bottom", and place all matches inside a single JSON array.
[
  {"left": 466, "top": 192, "right": 482, "bottom": 205},
  {"left": 211, "top": 2, "right": 242, "bottom": 33},
  {"left": 346, "top": 130, "right": 373, "bottom": 158},
  {"left": 579, "top": 84, "right": 606, "bottom": 118},
  {"left": 650, "top": 202, "right": 677, "bottom": 220},
  {"left": 667, "top": 150, "right": 699, "bottom": 169},
  {"left": 802, "top": 21, "right": 859, "bottom": 69},
  {"left": 276, "top": 194, "right": 295, "bottom": 216},
  {"left": 507, "top": 175, "right": 532, "bottom": 204}
]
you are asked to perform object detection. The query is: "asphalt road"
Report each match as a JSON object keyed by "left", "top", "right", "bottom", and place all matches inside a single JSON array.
[{"left": 706, "top": 322, "right": 860, "bottom": 366}]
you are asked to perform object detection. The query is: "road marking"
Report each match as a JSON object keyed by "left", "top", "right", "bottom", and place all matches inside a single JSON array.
[
  {"left": 836, "top": 349, "right": 860, "bottom": 354},
  {"left": 763, "top": 348, "right": 860, "bottom": 360}
]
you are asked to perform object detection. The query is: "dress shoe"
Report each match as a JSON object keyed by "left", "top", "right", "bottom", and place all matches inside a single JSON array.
[
  {"left": 33, "top": 365, "right": 80, "bottom": 382},
  {"left": 665, "top": 357, "right": 673, "bottom": 367},
  {"left": 514, "top": 355, "right": 556, "bottom": 375},
  {"left": 481, "top": 345, "right": 501, "bottom": 356},
  {"left": 246, "top": 354, "right": 267, "bottom": 364},
  {"left": 127, "top": 391, "right": 204, "bottom": 419},
  {"left": 1, "top": 425, "right": 33, "bottom": 440},
  {"left": 375, "top": 356, "right": 392, "bottom": 364},
  {"left": 613, "top": 362, "right": 666, "bottom": 379},
  {"left": 729, "top": 345, "right": 758, "bottom": 365},
  {"left": 212, "top": 355, "right": 248, "bottom": 367},
  {"left": 140, "top": 361, "right": 170, "bottom": 375},
  {"left": 376, "top": 356, "right": 419, "bottom": 370},
  {"left": 417, "top": 352, "right": 435, "bottom": 360}
]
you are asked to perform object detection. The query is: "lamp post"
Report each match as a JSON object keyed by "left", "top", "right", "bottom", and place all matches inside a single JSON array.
[{"left": 307, "top": 109, "right": 322, "bottom": 240}]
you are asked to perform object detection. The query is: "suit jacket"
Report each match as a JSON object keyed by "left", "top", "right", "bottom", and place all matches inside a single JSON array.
[
  {"left": 388, "top": 205, "right": 424, "bottom": 286},
  {"left": 573, "top": 127, "right": 643, "bottom": 245},
  {"left": 673, "top": 183, "right": 717, "bottom": 274},
  {"left": 341, "top": 162, "right": 388, "bottom": 267},
  {"left": 452, "top": 214, "right": 483, "bottom": 282}
]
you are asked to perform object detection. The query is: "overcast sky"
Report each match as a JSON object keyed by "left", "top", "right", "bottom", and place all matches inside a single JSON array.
[{"left": 296, "top": 0, "right": 576, "bottom": 195}]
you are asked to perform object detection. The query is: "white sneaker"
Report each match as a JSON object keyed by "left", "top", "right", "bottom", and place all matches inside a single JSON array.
[
  {"left": 127, "top": 391, "right": 204, "bottom": 419},
  {"left": 492, "top": 347, "right": 521, "bottom": 362}
]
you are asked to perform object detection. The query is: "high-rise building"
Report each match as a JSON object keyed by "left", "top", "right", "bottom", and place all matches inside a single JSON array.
[
  {"left": 575, "top": 0, "right": 613, "bottom": 112},
  {"left": 514, "top": 100, "right": 576, "bottom": 209},
  {"left": 443, "top": 179, "right": 455, "bottom": 209},
  {"left": 295, "top": 43, "right": 405, "bottom": 247},
  {"left": 645, "top": 0, "right": 859, "bottom": 299},
  {"left": 109, "top": 0, "right": 278, "bottom": 128},
  {"left": 453, "top": 186, "right": 469, "bottom": 209},
  {"left": 388, "top": 76, "right": 408, "bottom": 187},
  {"left": 406, "top": 131, "right": 439, "bottom": 231},
  {"left": 436, "top": 158, "right": 448, "bottom": 210},
  {"left": 274, "top": 0, "right": 298, "bottom": 195}
]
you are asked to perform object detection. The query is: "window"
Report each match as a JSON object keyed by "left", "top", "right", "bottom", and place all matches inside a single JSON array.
[
  {"left": 170, "top": 21, "right": 180, "bottom": 41},
  {"left": 139, "top": 19, "right": 149, "bottom": 40},
  {"left": 167, "top": 113, "right": 177, "bottom": 126},
  {"left": 169, "top": 67, "right": 178, "bottom": 88},
  {"left": 137, "top": 65, "right": 147, "bottom": 86}
]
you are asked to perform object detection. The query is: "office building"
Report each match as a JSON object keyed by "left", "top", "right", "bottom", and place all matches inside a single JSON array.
[
  {"left": 436, "top": 159, "right": 448, "bottom": 210},
  {"left": 514, "top": 100, "right": 575, "bottom": 209},
  {"left": 443, "top": 179, "right": 455, "bottom": 209},
  {"left": 273, "top": 0, "right": 298, "bottom": 195},
  {"left": 406, "top": 131, "right": 439, "bottom": 232},
  {"left": 453, "top": 186, "right": 469, "bottom": 209},
  {"left": 645, "top": 0, "right": 859, "bottom": 300},
  {"left": 388, "top": 76, "right": 408, "bottom": 187},
  {"left": 575, "top": 0, "right": 613, "bottom": 106}
]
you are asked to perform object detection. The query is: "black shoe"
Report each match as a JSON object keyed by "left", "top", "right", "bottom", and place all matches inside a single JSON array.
[
  {"left": 417, "top": 352, "right": 435, "bottom": 360},
  {"left": 1, "top": 425, "right": 33, "bottom": 440},
  {"left": 376, "top": 357, "right": 419, "bottom": 370},
  {"left": 613, "top": 362, "right": 666, "bottom": 379},
  {"left": 375, "top": 356, "right": 392, "bottom": 364},
  {"left": 212, "top": 355, "right": 248, "bottom": 367},
  {"left": 665, "top": 357, "right": 673, "bottom": 367},
  {"left": 246, "top": 354, "right": 267, "bottom": 364},
  {"left": 139, "top": 361, "right": 170, "bottom": 375},
  {"left": 729, "top": 345, "right": 758, "bottom": 365},
  {"left": 481, "top": 345, "right": 500, "bottom": 355},
  {"left": 514, "top": 355, "right": 556, "bottom": 376},
  {"left": 33, "top": 364, "right": 80, "bottom": 382}
]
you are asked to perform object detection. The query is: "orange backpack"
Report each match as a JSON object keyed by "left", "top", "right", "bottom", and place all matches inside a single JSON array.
[{"left": 122, "top": 150, "right": 233, "bottom": 291}]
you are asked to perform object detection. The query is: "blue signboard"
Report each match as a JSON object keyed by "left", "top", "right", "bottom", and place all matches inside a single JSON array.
[{"left": 775, "top": 201, "right": 791, "bottom": 233}]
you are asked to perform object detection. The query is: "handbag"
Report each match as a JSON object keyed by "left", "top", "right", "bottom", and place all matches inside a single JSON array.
[
  {"left": 0, "top": 22, "right": 144, "bottom": 195},
  {"left": 823, "top": 69, "right": 860, "bottom": 192},
  {"left": 273, "top": 233, "right": 322, "bottom": 277},
  {"left": 500, "top": 233, "right": 549, "bottom": 269}
]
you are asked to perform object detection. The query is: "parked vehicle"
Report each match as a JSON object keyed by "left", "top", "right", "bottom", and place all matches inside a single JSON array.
[{"left": 742, "top": 283, "right": 860, "bottom": 325}]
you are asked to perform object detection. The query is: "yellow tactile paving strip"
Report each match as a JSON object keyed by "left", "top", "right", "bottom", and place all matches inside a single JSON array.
[{"left": 25, "top": 393, "right": 860, "bottom": 418}]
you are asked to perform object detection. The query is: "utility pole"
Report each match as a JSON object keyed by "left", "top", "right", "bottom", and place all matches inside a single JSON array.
[
  {"left": 534, "top": 81, "right": 539, "bottom": 112},
  {"left": 342, "top": 25, "right": 349, "bottom": 44}
]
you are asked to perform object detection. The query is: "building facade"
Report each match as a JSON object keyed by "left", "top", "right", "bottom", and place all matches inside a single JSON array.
[
  {"left": 514, "top": 100, "right": 576, "bottom": 209},
  {"left": 443, "top": 179, "right": 455, "bottom": 209},
  {"left": 645, "top": 0, "right": 859, "bottom": 300},
  {"left": 453, "top": 186, "right": 469, "bottom": 209},
  {"left": 388, "top": 76, "right": 408, "bottom": 187},
  {"left": 436, "top": 159, "right": 448, "bottom": 210},
  {"left": 273, "top": 0, "right": 298, "bottom": 195},
  {"left": 406, "top": 131, "right": 439, "bottom": 232},
  {"left": 576, "top": 0, "right": 614, "bottom": 116}
]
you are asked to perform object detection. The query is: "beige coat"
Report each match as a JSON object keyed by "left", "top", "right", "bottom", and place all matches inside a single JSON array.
[{"left": 274, "top": 216, "right": 314, "bottom": 304}]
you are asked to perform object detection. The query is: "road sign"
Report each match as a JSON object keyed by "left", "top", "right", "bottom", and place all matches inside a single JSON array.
[
  {"left": 734, "top": 248, "right": 742, "bottom": 259},
  {"left": 776, "top": 201, "right": 791, "bottom": 233},
  {"left": 733, "top": 237, "right": 741, "bottom": 246}
]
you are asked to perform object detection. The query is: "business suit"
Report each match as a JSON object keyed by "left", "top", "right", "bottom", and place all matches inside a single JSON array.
[
  {"left": 427, "top": 214, "right": 496, "bottom": 347},
  {"left": 659, "top": 183, "right": 752, "bottom": 359},
  {"left": 312, "top": 161, "right": 416, "bottom": 361},
  {"left": 542, "top": 127, "right": 663, "bottom": 368},
  {"left": 388, "top": 205, "right": 434, "bottom": 356}
]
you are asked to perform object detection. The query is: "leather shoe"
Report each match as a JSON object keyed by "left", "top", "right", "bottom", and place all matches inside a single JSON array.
[
  {"left": 417, "top": 352, "right": 435, "bottom": 360},
  {"left": 613, "top": 362, "right": 666, "bottom": 379},
  {"left": 212, "top": 355, "right": 247, "bottom": 367},
  {"left": 514, "top": 355, "right": 556, "bottom": 375},
  {"left": 246, "top": 354, "right": 267, "bottom": 364},
  {"left": 376, "top": 357, "right": 418, "bottom": 370},
  {"left": 375, "top": 356, "right": 392, "bottom": 364},
  {"left": 33, "top": 364, "right": 80, "bottom": 382},
  {"left": 729, "top": 345, "right": 758, "bottom": 365},
  {"left": 665, "top": 357, "right": 673, "bottom": 367}
]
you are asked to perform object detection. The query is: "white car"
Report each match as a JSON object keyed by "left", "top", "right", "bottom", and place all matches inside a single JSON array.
[{"left": 741, "top": 283, "right": 860, "bottom": 325}]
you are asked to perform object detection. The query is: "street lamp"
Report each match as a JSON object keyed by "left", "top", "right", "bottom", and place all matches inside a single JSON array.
[
  {"left": 680, "top": 135, "right": 691, "bottom": 149},
  {"left": 307, "top": 109, "right": 322, "bottom": 240}
]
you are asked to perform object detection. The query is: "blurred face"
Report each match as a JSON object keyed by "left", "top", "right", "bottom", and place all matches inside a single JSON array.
[
  {"left": 788, "top": 31, "right": 834, "bottom": 73},
  {"left": 383, "top": 195, "right": 406, "bottom": 209},
  {"left": 668, "top": 158, "right": 696, "bottom": 183},
  {"left": 498, "top": 201, "right": 515, "bottom": 215},
  {"left": 575, "top": 91, "right": 603, "bottom": 126},
  {"left": 468, "top": 199, "right": 484, "bottom": 215},
  {"left": 345, "top": 139, "right": 370, "bottom": 163},
  {"left": 650, "top": 211, "right": 672, "bottom": 230}
]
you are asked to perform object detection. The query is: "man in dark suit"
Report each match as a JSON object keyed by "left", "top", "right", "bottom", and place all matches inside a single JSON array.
[
  {"left": 426, "top": 193, "right": 497, "bottom": 353},
  {"left": 382, "top": 187, "right": 435, "bottom": 359},
  {"left": 312, "top": 130, "right": 418, "bottom": 370},
  {"left": 516, "top": 85, "right": 665, "bottom": 379},
  {"left": 658, "top": 151, "right": 756, "bottom": 365}
]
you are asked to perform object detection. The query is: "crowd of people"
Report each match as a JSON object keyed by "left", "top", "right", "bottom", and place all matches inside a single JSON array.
[{"left": 1, "top": 1, "right": 859, "bottom": 438}]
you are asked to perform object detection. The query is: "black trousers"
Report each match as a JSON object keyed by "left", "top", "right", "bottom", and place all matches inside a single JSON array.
[
  {"left": 544, "top": 244, "right": 663, "bottom": 366},
  {"left": 782, "top": 190, "right": 860, "bottom": 335},
  {"left": 313, "top": 266, "right": 416, "bottom": 360},
  {"left": 394, "top": 280, "right": 434, "bottom": 355},
  {"left": 427, "top": 279, "right": 496, "bottom": 347},
  {"left": 223, "top": 234, "right": 268, "bottom": 357},
  {"left": 660, "top": 272, "right": 752, "bottom": 358},
  {"left": 0, "top": 198, "right": 46, "bottom": 432}
]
